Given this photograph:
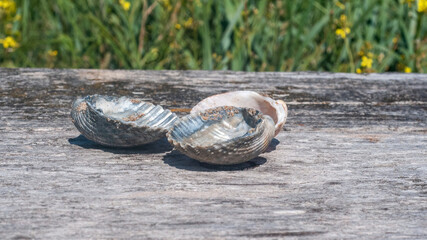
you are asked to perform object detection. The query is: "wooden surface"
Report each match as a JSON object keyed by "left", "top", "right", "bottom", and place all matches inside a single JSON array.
[{"left": 0, "top": 68, "right": 426, "bottom": 239}]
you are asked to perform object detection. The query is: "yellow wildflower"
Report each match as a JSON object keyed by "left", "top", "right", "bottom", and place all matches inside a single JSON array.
[
  {"left": 418, "top": 0, "right": 427, "bottom": 12},
  {"left": 0, "top": 0, "right": 16, "bottom": 12},
  {"left": 162, "top": 0, "right": 172, "bottom": 11},
  {"left": 175, "top": 23, "right": 181, "bottom": 30},
  {"left": 241, "top": 10, "right": 249, "bottom": 17},
  {"left": 335, "top": 27, "right": 350, "bottom": 39},
  {"left": 345, "top": 28, "right": 350, "bottom": 34},
  {"left": 356, "top": 68, "right": 362, "bottom": 74},
  {"left": 404, "top": 66, "right": 412, "bottom": 73},
  {"left": 184, "top": 18, "right": 193, "bottom": 28},
  {"left": 367, "top": 52, "right": 374, "bottom": 58},
  {"left": 361, "top": 56, "right": 373, "bottom": 68},
  {"left": 335, "top": 1, "right": 345, "bottom": 10},
  {"left": 13, "top": 14, "right": 21, "bottom": 21},
  {"left": 335, "top": 29, "right": 344, "bottom": 38},
  {"left": 48, "top": 50, "right": 58, "bottom": 57},
  {"left": 392, "top": 37, "right": 398, "bottom": 44},
  {"left": 119, "top": 0, "right": 130, "bottom": 11},
  {"left": 0, "top": 36, "right": 18, "bottom": 48},
  {"left": 340, "top": 14, "right": 347, "bottom": 23}
]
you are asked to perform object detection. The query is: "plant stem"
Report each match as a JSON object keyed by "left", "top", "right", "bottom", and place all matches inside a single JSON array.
[{"left": 345, "top": 38, "right": 355, "bottom": 72}]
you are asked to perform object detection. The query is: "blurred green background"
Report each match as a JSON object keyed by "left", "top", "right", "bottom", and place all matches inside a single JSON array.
[{"left": 0, "top": 0, "right": 426, "bottom": 73}]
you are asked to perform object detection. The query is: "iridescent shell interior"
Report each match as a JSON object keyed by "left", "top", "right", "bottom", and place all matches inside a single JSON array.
[
  {"left": 71, "top": 95, "right": 178, "bottom": 147},
  {"left": 191, "top": 91, "right": 287, "bottom": 136},
  {"left": 167, "top": 106, "right": 275, "bottom": 165}
]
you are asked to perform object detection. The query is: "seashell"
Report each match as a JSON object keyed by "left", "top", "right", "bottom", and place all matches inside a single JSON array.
[
  {"left": 71, "top": 95, "right": 178, "bottom": 147},
  {"left": 167, "top": 106, "right": 275, "bottom": 165},
  {"left": 191, "top": 91, "right": 287, "bottom": 136}
]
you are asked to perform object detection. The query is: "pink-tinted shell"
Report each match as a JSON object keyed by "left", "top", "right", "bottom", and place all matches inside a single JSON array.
[{"left": 191, "top": 91, "right": 287, "bottom": 136}]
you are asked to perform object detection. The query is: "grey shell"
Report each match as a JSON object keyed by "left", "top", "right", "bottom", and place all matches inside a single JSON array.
[
  {"left": 167, "top": 106, "right": 275, "bottom": 165},
  {"left": 71, "top": 95, "right": 178, "bottom": 147}
]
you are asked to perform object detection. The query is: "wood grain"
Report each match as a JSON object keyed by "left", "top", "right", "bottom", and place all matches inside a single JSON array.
[{"left": 0, "top": 68, "right": 426, "bottom": 239}]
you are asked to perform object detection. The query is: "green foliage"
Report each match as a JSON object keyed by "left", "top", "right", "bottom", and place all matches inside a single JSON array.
[{"left": 0, "top": 0, "right": 426, "bottom": 72}]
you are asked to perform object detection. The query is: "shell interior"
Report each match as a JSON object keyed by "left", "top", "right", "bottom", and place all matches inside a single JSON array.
[
  {"left": 71, "top": 95, "right": 178, "bottom": 147},
  {"left": 191, "top": 91, "right": 287, "bottom": 136},
  {"left": 168, "top": 106, "right": 275, "bottom": 165},
  {"left": 87, "top": 96, "right": 176, "bottom": 129}
]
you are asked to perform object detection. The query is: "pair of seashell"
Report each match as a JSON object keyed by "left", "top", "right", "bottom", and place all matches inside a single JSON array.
[{"left": 71, "top": 91, "right": 288, "bottom": 165}]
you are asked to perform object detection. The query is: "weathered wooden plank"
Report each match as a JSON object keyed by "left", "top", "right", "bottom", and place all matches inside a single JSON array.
[{"left": 0, "top": 68, "right": 426, "bottom": 239}]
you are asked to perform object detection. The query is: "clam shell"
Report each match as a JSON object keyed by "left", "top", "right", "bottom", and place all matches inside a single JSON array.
[
  {"left": 191, "top": 91, "right": 287, "bottom": 136},
  {"left": 167, "top": 106, "right": 275, "bottom": 165},
  {"left": 71, "top": 95, "right": 178, "bottom": 147}
]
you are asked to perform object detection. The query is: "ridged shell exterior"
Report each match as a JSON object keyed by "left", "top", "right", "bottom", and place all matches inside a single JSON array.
[
  {"left": 71, "top": 95, "right": 178, "bottom": 147},
  {"left": 167, "top": 106, "right": 275, "bottom": 165},
  {"left": 191, "top": 91, "right": 287, "bottom": 136}
]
